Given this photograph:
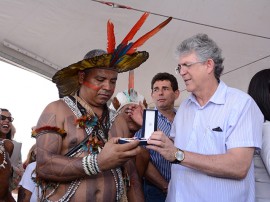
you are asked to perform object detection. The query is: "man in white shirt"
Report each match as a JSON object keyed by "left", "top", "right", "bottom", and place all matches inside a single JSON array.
[
  {"left": 147, "top": 33, "right": 264, "bottom": 202},
  {"left": 18, "top": 162, "right": 38, "bottom": 202}
]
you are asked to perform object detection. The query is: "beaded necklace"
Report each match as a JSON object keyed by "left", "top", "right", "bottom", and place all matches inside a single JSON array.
[
  {"left": 0, "top": 140, "right": 8, "bottom": 169},
  {"left": 74, "top": 95, "right": 98, "bottom": 128},
  {"left": 74, "top": 94, "right": 109, "bottom": 152},
  {"left": 62, "top": 96, "right": 124, "bottom": 201},
  {"left": 38, "top": 96, "right": 113, "bottom": 202},
  {"left": 43, "top": 179, "right": 82, "bottom": 202},
  {"left": 74, "top": 95, "right": 125, "bottom": 201}
]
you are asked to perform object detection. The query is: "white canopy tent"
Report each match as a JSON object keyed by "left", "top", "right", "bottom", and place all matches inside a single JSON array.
[{"left": 0, "top": 0, "right": 270, "bottom": 106}]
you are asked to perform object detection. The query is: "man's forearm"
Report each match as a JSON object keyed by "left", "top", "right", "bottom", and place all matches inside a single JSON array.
[
  {"left": 180, "top": 147, "right": 254, "bottom": 180},
  {"left": 36, "top": 155, "right": 85, "bottom": 182},
  {"left": 144, "top": 162, "right": 168, "bottom": 192}
]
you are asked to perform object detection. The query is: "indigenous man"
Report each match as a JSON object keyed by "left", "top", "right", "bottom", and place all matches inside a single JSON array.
[{"left": 31, "top": 13, "right": 172, "bottom": 202}]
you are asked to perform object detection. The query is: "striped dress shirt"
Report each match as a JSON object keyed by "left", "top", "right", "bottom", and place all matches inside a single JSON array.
[{"left": 167, "top": 81, "right": 264, "bottom": 202}]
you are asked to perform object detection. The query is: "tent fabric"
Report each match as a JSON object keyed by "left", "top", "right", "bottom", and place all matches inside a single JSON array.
[{"left": 0, "top": 0, "right": 270, "bottom": 106}]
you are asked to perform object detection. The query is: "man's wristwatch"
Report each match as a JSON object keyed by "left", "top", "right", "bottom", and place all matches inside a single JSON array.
[{"left": 172, "top": 148, "right": 185, "bottom": 164}]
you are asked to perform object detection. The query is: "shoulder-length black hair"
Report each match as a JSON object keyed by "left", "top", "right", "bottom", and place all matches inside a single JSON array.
[{"left": 248, "top": 69, "right": 270, "bottom": 121}]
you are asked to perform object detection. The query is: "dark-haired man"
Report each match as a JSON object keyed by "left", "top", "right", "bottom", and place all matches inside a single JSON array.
[{"left": 129, "top": 72, "right": 180, "bottom": 202}]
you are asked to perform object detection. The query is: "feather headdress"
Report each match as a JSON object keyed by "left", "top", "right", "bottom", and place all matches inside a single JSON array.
[
  {"left": 109, "top": 88, "right": 148, "bottom": 123},
  {"left": 52, "top": 13, "right": 172, "bottom": 97}
]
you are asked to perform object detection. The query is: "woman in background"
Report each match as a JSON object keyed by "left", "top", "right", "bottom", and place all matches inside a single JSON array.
[
  {"left": 22, "top": 144, "right": 36, "bottom": 169},
  {"left": 248, "top": 69, "right": 270, "bottom": 202},
  {"left": 0, "top": 108, "right": 24, "bottom": 191},
  {"left": 18, "top": 144, "right": 37, "bottom": 202}
]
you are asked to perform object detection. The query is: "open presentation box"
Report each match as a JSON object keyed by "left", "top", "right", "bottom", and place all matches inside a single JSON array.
[{"left": 119, "top": 109, "right": 157, "bottom": 145}]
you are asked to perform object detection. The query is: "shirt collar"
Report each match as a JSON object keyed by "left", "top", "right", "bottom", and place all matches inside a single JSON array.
[
  {"left": 154, "top": 107, "right": 177, "bottom": 120},
  {"left": 188, "top": 80, "right": 227, "bottom": 106}
]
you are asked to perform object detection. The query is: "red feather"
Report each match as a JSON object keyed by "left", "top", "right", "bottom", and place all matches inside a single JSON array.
[
  {"left": 128, "top": 70, "right": 134, "bottom": 94},
  {"left": 110, "top": 12, "right": 149, "bottom": 66},
  {"left": 127, "top": 17, "right": 172, "bottom": 54},
  {"left": 121, "top": 12, "right": 149, "bottom": 46},
  {"left": 107, "top": 20, "right": 115, "bottom": 54}
]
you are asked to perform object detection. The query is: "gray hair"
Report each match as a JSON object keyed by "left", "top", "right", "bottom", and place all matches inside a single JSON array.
[
  {"left": 176, "top": 33, "right": 224, "bottom": 79},
  {"left": 84, "top": 49, "right": 107, "bottom": 59}
]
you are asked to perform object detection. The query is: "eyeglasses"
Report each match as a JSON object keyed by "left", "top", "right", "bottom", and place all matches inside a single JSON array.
[
  {"left": 0, "top": 115, "right": 14, "bottom": 122},
  {"left": 175, "top": 61, "right": 206, "bottom": 74}
]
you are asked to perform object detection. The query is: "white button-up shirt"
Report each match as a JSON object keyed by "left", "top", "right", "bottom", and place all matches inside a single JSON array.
[{"left": 167, "top": 81, "right": 263, "bottom": 202}]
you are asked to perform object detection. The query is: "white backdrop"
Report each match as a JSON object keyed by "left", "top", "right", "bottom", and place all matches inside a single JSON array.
[
  {"left": 0, "top": 0, "right": 269, "bottom": 107},
  {"left": 0, "top": 61, "right": 58, "bottom": 161}
]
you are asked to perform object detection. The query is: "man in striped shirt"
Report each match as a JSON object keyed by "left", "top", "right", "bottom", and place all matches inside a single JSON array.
[{"left": 133, "top": 72, "right": 180, "bottom": 202}]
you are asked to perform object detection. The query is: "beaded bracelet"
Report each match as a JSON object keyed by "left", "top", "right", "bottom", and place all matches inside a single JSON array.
[
  {"left": 88, "top": 155, "right": 96, "bottom": 175},
  {"left": 82, "top": 154, "right": 100, "bottom": 176},
  {"left": 93, "top": 154, "right": 100, "bottom": 173},
  {"left": 82, "top": 156, "right": 91, "bottom": 175}
]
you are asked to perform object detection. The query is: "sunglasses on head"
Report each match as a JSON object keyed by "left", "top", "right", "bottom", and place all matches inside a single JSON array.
[{"left": 0, "top": 115, "right": 14, "bottom": 122}]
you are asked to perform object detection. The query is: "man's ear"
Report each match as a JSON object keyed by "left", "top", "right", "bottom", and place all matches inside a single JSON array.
[
  {"left": 78, "top": 71, "right": 85, "bottom": 84},
  {"left": 206, "top": 59, "right": 215, "bottom": 74},
  {"left": 174, "top": 89, "right": 180, "bottom": 100}
]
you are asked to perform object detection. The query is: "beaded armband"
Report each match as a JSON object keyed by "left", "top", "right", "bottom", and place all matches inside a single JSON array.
[
  {"left": 82, "top": 154, "right": 100, "bottom": 176},
  {"left": 31, "top": 126, "right": 67, "bottom": 139}
]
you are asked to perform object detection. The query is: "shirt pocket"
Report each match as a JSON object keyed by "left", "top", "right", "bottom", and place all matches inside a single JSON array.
[{"left": 201, "top": 127, "right": 226, "bottom": 154}]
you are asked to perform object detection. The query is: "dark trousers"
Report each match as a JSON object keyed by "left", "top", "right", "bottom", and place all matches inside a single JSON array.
[{"left": 144, "top": 180, "right": 167, "bottom": 202}]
